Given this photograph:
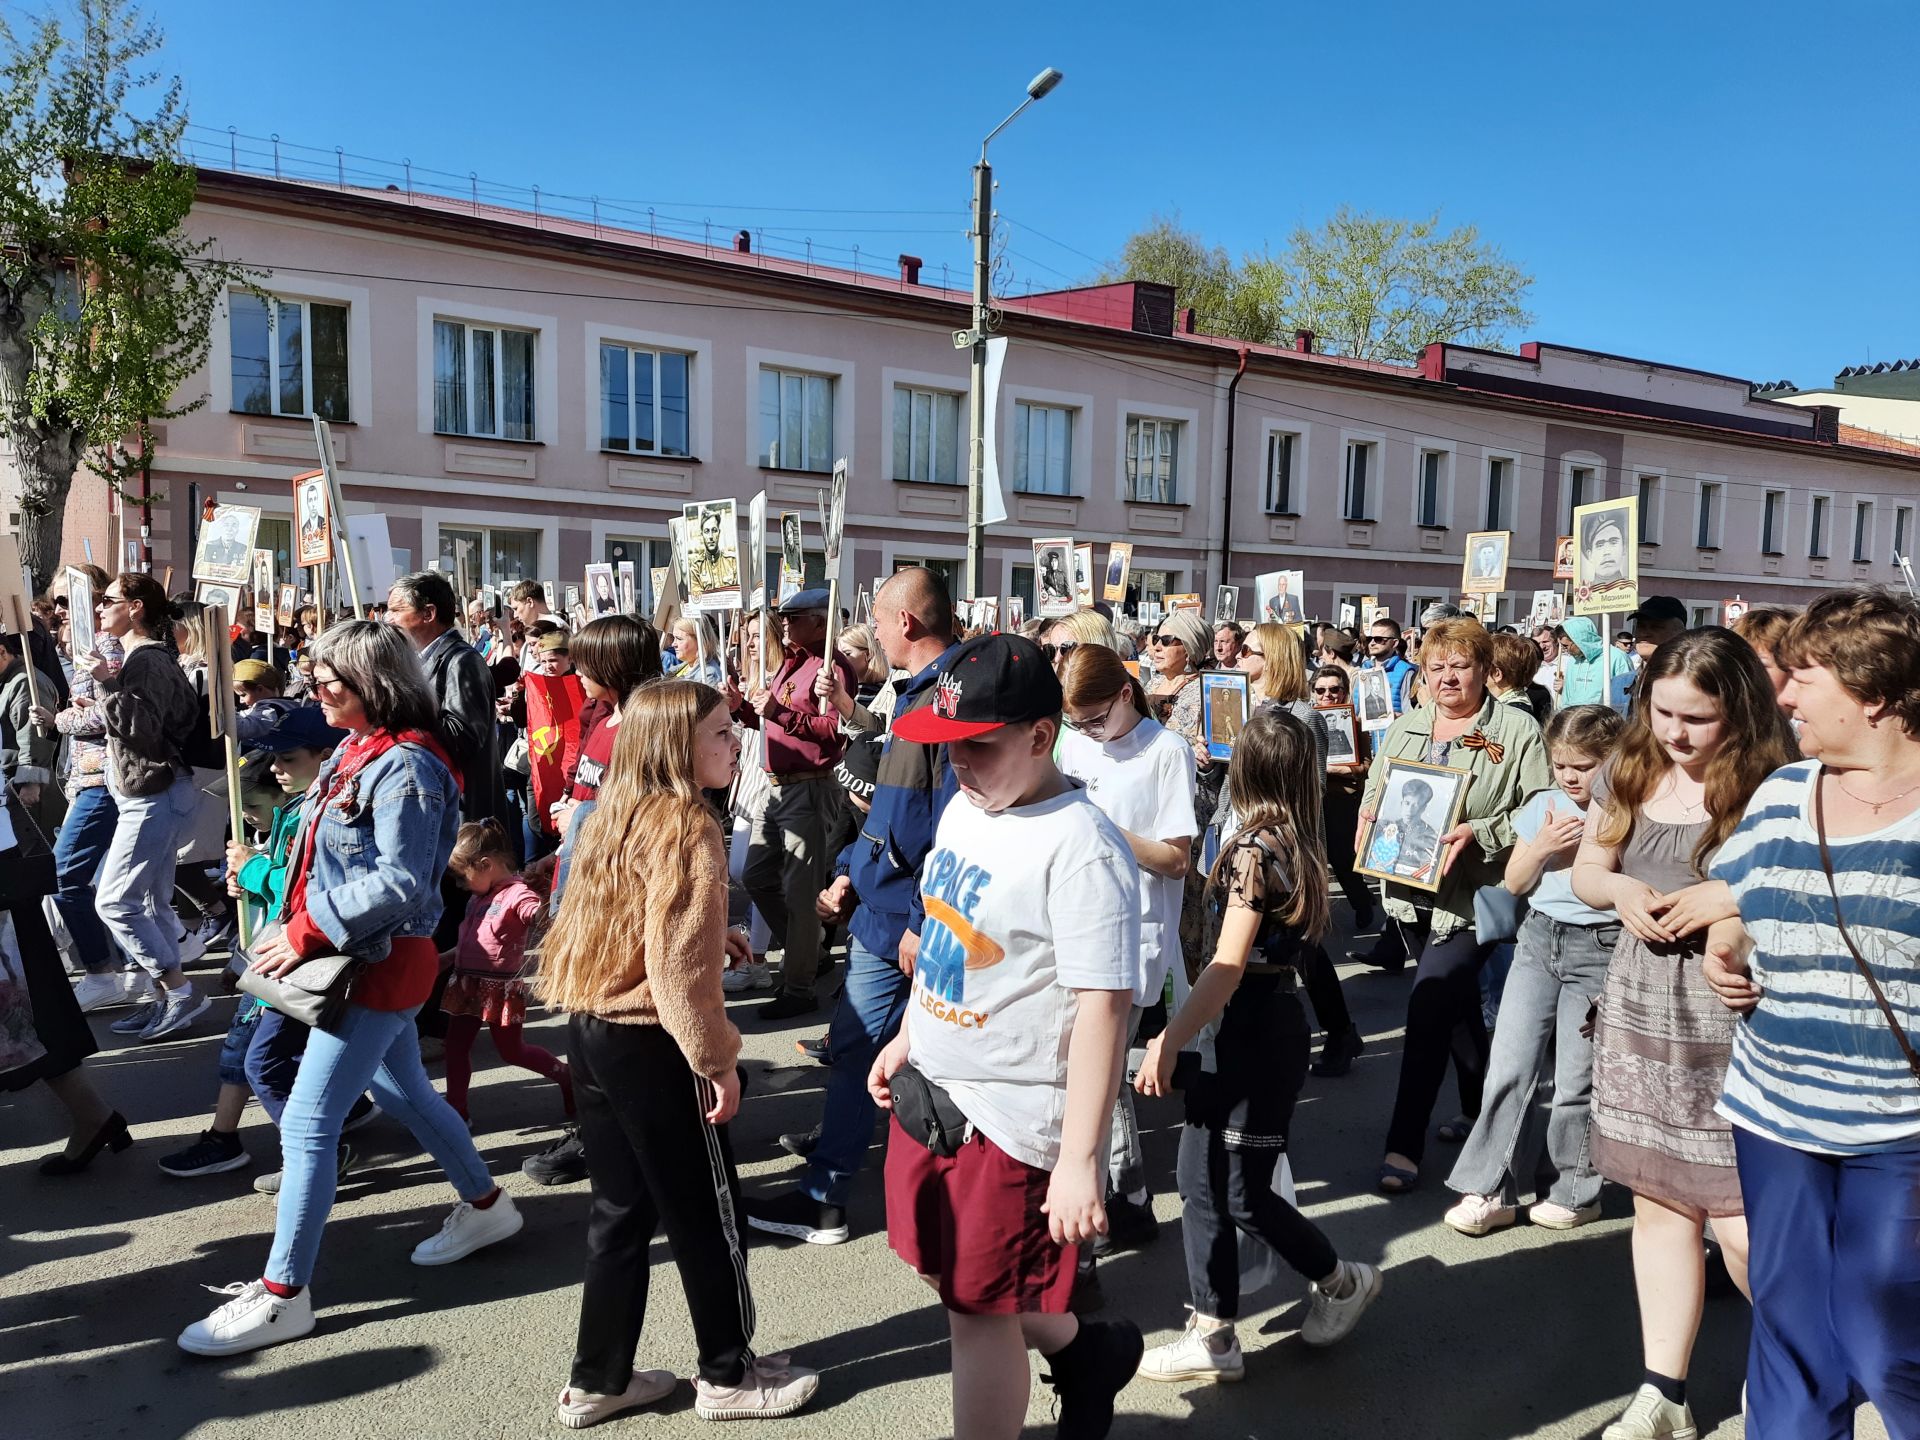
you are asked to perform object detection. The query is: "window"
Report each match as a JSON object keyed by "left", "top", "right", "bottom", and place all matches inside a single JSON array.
[
  {"left": 891, "top": 387, "right": 961, "bottom": 485},
  {"left": 436, "top": 524, "right": 540, "bottom": 589},
  {"left": 1809, "top": 494, "right": 1830, "bottom": 558},
  {"left": 1343, "top": 441, "right": 1376, "bottom": 520},
  {"left": 1697, "top": 482, "right": 1722, "bottom": 548},
  {"left": 1013, "top": 402, "right": 1072, "bottom": 495},
  {"left": 255, "top": 518, "right": 292, "bottom": 580},
  {"left": 1416, "top": 449, "right": 1446, "bottom": 527},
  {"left": 434, "top": 320, "right": 535, "bottom": 440},
  {"left": 758, "top": 368, "right": 834, "bottom": 472},
  {"left": 599, "top": 343, "right": 691, "bottom": 456},
  {"left": 1896, "top": 506, "right": 1914, "bottom": 562},
  {"left": 1266, "top": 431, "right": 1299, "bottom": 514},
  {"left": 894, "top": 555, "right": 961, "bottom": 591},
  {"left": 1485, "top": 457, "right": 1512, "bottom": 530},
  {"left": 1566, "top": 465, "right": 1594, "bottom": 530},
  {"left": 1853, "top": 501, "right": 1874, "bottom": 563},
  {"left": 1689, "top": 603, "right": 1718, "bottom": 629},
  {"left": 1761, "top": 490, "right": 1786, "bottom": 555},
  {"left": 1131, "top": 568, "right": 1171, "bottom": 609},
  {"left": 1637, "top": 474, "right": 1663, "bottom": 544},
  {"left": 230, "top": 292, "right": 349, "bottom": 421},
  {"left": 1125, "top": 417, "right": 1181, "bottom": 504},
  {"left": 1011, "top": 564, "right": 1034, "bottom": 613}
]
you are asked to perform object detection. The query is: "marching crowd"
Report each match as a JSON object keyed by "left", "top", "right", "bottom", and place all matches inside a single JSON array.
[{"left": 2, "top": 560, "right": 1915, "bottom": 1440}]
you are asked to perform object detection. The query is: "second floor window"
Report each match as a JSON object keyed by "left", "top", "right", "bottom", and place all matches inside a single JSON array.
[
  {"left": 1809, "top": 495, "right": 1830, "bottom": 558},
  {"left": 1266, "top": 432, "right": 1298, "bottom": 514},
  {"left": 759, "top": 368, "right": 834, "bottom": 472},
  {"left": 1566, "top": 465, "right": 1594, "bottom": 530},
  {"left": 1637, "top": 474, "right": 1663, "bottom": 543},
  {"left": 1762, "top": 490, "right": 1786, "bottom": 554},
  {"left": 600, "top": 344, "right": 691, "bottom": 456},
  {"left": 1125, "top": 417, "right": 1180, "bottom": 503},
  {"left": 1014, "top": 401, "right": 1072, "bottom": 495},
  {"left": 1343, "top": 441, "right": 1375, "bottom": 520},
  {"left": 1416, "top": 450, "right": 1446, "bottom": 526},
  {"left": 1485, "top": 457, "right": 1511, "bottom": 529},
  {"left": 1697, "top": 482, "right": 1722, "bottom": 548},
  {"left": 1897, "top": 506, "right": 1914, "bottom": 563},
  {"left": 1853, "top": 501, "right": 1874, "bottom": 563},
  {"left": 435, "top": 320, "right": 535, "bottom": 440},
  {"left": 230, "top": 293, "right": 348, "bottom": 421},
  {"left": 892, "top": 386, "right": 961, "bottom": 485}
]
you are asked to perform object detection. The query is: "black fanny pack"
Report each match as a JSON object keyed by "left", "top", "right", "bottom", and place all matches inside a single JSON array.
[{"left": 890, "top": 1063, "right": 971, "bottom": 1158}]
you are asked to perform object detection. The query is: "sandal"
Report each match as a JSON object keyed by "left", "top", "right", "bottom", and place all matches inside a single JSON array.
[
  {"left": 557, "top": 1370, "right": 677, "bottom": 1429},
  {"left": 1436, "top": 1116, "right": 1474, "bottom": 1144},
  {"left": 1377, "top": 1162, "right": 1420, "bottom": 1194}
]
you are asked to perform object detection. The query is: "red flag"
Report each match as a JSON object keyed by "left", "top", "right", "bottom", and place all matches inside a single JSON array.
[{"left": 523, "top": 671, "right": 585, "bottom": 837}]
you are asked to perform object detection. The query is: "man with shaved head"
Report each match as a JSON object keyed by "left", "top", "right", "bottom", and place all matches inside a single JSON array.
[{"left": 745, "top": 566, "right": 962, "bottom": 1246}]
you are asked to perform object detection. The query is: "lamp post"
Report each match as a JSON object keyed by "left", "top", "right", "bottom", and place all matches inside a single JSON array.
[{"left": 964, "top": 67, "right": 1063, "bottom": 601}]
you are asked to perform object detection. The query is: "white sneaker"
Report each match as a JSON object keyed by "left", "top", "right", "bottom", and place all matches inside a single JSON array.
[
  {"left": 177, "top": 1280, "right": 315, "bottom": 1356},
  {"left": 1529, "top": 1200, "right": 1602, "bottom": 1230},
  {"left": 1139, "top": 1311, "right": 1244, "bottom": 1384},
  {"left": 693, "top": 1353, "right": 819, "bottom": 1421},
  {"left": 140, "top": 988, "right": 211, "bottom": 1040},
  {"left": 410, "top": 1191, "right": 523, "bottom": 1266},
  {"left": 722, "top": 961, "right": 771, "bottom": 994},
  {"left": 1444, "top": 1193, "right": 1517, "bottom": 1236},
  {"left": 1301, "top": 1260, "right": 1383, "bottom": 1347},
  {"left": 73, "top": 972, "right": 140, "bottom": 1012},
  {"left": 1601, "top": 1384, "right": 1697, "bottom": 1439}
]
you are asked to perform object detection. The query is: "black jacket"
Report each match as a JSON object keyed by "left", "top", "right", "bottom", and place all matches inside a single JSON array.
[{"left": 420, "top": 629, "right": 504, "bottom": 826}]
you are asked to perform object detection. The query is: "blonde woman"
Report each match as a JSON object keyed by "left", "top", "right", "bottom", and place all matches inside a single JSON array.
[
  {"left": 1041, "top": 608, "right": 1120, "bottom": 676},
  {"left": 668, "top": 614, "right": 723, "bottom": 687},
  {"left": 540, "top": 681, "right": 817, "bottom": 1425}
]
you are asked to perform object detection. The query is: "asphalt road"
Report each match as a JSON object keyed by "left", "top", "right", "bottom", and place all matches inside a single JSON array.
[{"left": 0, "top": 920, "right": 1887, "bottom": 1440}]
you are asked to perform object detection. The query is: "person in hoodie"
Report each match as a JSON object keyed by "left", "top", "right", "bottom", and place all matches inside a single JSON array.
[
  {"left": 742, "top": 567, "right": 961, "bottom": 1247},
  {"left": 1555, "top": 616, "right": 1634, "bottom": 714}
]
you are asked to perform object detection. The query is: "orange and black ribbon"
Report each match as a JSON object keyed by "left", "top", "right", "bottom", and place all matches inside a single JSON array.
[{"left": 1457, "top": 730, "right": 1505, "bottom": 765}]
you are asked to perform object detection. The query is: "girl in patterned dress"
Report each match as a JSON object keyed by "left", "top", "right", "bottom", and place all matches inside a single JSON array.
[{"left": 1571, "top": 629, "right": 1796, "bottom": 1440}]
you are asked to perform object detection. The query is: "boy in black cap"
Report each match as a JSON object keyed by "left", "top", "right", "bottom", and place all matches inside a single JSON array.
[{"left": 870, "top": 633, "right": 1145, "bottom": 1437}]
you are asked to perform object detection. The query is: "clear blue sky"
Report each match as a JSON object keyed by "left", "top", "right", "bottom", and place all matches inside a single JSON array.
[{"left": 127, "top": 0, "right": 1920, "bottom": 384}]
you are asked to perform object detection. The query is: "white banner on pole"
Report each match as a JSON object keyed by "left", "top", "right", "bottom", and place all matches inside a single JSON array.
[{"left": 982, "top": 336, "right": 1009, "bottom": 527}]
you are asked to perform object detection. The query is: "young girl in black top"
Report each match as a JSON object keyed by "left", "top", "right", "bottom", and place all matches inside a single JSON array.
[{"left": 1135, "top": 708, "right": 1385, "bottom": 1384}]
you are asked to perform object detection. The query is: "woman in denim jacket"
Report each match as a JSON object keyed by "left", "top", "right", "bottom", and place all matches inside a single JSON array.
[{"left": 179, "top": 622, "right": 522, "bottom": 1359}]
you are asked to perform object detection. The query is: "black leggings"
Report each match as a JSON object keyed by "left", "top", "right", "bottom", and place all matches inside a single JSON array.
[
  {"left": 1322, "top": 788, "right": 1373, "bottom": 916},
  {"left": 1384, "top": 920, "right": 1495, "bottom": 1164},
  {"left": 1301, "top": 945, "right": 1353, "bottom": 1039},
  {"left": 569, "top": 1016, "right": 755, "bottom": 1392}
]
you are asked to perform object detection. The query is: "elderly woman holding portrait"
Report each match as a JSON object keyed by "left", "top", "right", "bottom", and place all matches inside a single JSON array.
[
  {"left": 1703, "top": 588, "right": 1920, "bottom": 1440},
  {"left": 1359, "top": 618, "right": 1550, "bottom": 1194}
]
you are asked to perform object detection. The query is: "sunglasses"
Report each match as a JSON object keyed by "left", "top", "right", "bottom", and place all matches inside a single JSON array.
[
  {"left": 1367, "top": 635, "right": 1395, "bottom": 644},
  {"left": 1150, "top": 633, "right": 1184, "bottom": 646},
  {"left": 1041, "top": 641, "right": 1080, "bottom": 662},
  {"left": 1241, "top": 645, "right": 1265, "bottom": 658}
]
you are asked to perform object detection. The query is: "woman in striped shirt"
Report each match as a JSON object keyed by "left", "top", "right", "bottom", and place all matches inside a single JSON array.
[{"left": 1706, "top": 588, "right": 1920, "bottom": 1440}]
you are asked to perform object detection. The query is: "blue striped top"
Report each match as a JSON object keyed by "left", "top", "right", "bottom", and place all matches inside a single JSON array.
[{"left": 1710, "top": 760, "right": 1920, "bottom": 1155}]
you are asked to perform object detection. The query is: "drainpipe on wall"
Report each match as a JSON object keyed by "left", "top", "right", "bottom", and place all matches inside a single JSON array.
[{"left": 1218, "top": 347, "right": 1250, "bottom": 590}]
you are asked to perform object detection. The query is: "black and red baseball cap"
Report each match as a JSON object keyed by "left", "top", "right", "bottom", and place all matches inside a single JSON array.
[{"left": 891, "top": 633, "right": 1063, "bottom": 743}]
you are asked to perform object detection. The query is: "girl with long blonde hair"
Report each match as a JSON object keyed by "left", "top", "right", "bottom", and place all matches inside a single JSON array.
[{"left": 539, "top": 681, "right": 818, "bottom": 1426}]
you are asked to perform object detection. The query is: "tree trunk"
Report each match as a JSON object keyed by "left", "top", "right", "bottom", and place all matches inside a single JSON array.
[{"left": 10, "top": 417, "right": 88, "bottom": 595}]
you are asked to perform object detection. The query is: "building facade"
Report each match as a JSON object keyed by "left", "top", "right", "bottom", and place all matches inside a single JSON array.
[{"left": 66, "top": 167, "right": 1920, "bottom": 629}]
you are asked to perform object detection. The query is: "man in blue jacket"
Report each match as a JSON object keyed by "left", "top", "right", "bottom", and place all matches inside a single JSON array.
[
  {"left": 744, "top": 567, "right": 959, "bottom": 1245},
  {"left": 1359, "top": 616, "right": 1417, "bottom": 715}
]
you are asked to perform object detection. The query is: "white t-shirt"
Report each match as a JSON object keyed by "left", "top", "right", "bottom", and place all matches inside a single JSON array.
[
  {"left": 907, "top": 783, "right": 1142, "bottom": 1171},
  {"left": 1057, "top": 716, "right": 1197, "bottom": 1003}
]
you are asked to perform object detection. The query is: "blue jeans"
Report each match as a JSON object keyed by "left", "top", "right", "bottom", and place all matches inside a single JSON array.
[
  {"left": 51, "top": 784, "right": 120, "bottom": 973},
  {"left": 266, "top": 1002, "right": 493, "bottom": 1288},
  {"left": 96, "top": 776, "right": 196, "bottom": 980},
  {"left": 1737, "top": 1127, "right": 1920, "bottom": 1440},
  {"left": 801, "top": 937, "right": 910, "bottom": 1208},
  {"left": 244, "top": 1006, "right": 310, "bottom": 1126},
  {"left": 216, "top": 1000, "right": 262, "bottom": 1086}
]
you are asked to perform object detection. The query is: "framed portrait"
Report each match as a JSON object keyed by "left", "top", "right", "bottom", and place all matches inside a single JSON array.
[
  {"left": 293, "top": 470, "right": 334, "bottom": 569},
  {"left": 1356, "top": 758, "right": 1472, "bottom": 893},
  {"left": 65, "top": 566, "right": 96, "bottom": 657},
  {"left": 1572, "top": 497, "right": 1638, "bottom": 616},
  {"left": 1007, "top": 593, "right": 1027, "bottom": 628},
  {"left": 1722, "top": 597, "right": 1747, "bottom": 626},
  {"left": 617, "top": 561, "right": 637, "bottom": 615},
  {"left": 276, "top": 583, "right": 298, "bottom": 628},
  {"left": 1073, "top": 544, "right": 1094, "bottom": 607},
  {"left": 1033, "top": 537, "right": 1075, "bottom": 618},
  {"left": 1317, "top": 702, "right": 1359, "bottom": 768},
  {"left": 1461, "top": 530, "right": 1511, "bottom": 595},
  {"left": 191, "top": 503, "right": 261, "bottom": 586},
  {"left": 747, "top": 491, "right": 769, "bottom": 612},
  {"left": 779, "top": 512, "right": 804, "bottom": 599},
  {"left": 1102, "top": 542, "right": 1133, "bottom": 602},
  {"left": 1369, "top": 603, "right": 1392, "bottom": 627},
  {"left": 824, "top": 459, "right": 849, "bottom": 578},
  {"left": 1530, "top": 589, "right": 1557, "bottom": 626},
  {"left": 1254, "top": 569, "right": 1304, "bottom": 625},
  {"left": 1199, "top": 670, "right": 1250, "bottom": 761},
  {"left": 1553, "top": 534, "right": 1576, "bottom": 581},
  {"left": 564, "top": 584, "right": 581, "bottom": 615},
  {"left": 683, "top": 499, "right": 742, "bottom": 609},
  {"left": 1353, "top": 666, "right": 1395, "bottom": 733},
  {"left": 1167, "top": 592, "right": 1203, "bottom": 614},
  {"left": 584, "top": 563, "right": 619, "bottom": 618},
  {"left": 197, "top": 580, "right": 244, "bottom": 617},
  {"left": 1213, "top": 585, "right": 1240, "bottom": 624},
  {"left": 1338, "top": 602, "right": 1357, "bottom": 628},
  {"left": 251, "top": 549, "right": 275, "bottom": 634}
]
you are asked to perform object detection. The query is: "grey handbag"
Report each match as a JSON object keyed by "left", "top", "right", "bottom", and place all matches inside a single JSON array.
[{"left": 235, "top": 922, "right": 364, "bottom": 1032}]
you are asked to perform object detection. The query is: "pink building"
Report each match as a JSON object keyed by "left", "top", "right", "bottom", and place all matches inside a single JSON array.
[{"left": 117, "top": 167, "right": 1920, "bottom": 627}]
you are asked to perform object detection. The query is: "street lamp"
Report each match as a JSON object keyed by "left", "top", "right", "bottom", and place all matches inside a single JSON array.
[{"left": 964, "top": 67, "right": 1063, "bottom": 600}]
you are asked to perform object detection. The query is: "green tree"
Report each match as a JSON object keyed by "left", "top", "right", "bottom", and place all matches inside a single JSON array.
[
  {"left": 1100, "top": 213, "right": 1286, "bottom": 343},
  {"left": 0, "top": 1, "right": 242, "bottom": 591}
]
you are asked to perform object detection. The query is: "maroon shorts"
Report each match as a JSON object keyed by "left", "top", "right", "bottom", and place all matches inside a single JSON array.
[{"left": 883, "top": 1116, "right": 1077, "bottom": 1315}]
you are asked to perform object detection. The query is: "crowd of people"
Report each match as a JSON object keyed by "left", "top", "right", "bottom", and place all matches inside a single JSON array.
[{"left": 1, "top": 558, "right": 1914, "bottom": 1440}]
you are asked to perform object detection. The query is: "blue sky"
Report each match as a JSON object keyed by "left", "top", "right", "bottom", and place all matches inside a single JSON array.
[{"left": 128, "top": 0, "right": 1920, "bottom": 384}]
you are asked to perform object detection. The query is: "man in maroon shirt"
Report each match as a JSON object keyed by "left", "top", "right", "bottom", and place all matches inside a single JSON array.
[{"left": 731, "top": 588, "right": 859, "bottom": 1020}]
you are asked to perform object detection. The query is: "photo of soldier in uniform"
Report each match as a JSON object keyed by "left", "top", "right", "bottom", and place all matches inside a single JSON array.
[
  {"left": 191, "top": 503, "right": 261, "bottom": 587},
  {"left": 682, "top": 499, "right": 742, "bottom": 608},
  {"left": 295, "top": 474, "right": 334, "bottom": 568}
]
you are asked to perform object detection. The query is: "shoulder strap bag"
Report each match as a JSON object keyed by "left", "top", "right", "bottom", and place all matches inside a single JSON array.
[
  {"left": 234, "top": 922, "right": 365, "bottom": 1033},
  {"left": 1814, "top": 775, "right": 1920, "bottom": 1083}
]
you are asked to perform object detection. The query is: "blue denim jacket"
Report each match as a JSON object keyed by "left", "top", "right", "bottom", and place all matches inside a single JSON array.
[{"left": 278, "top": 739, "right": 460, "bottom": 961}]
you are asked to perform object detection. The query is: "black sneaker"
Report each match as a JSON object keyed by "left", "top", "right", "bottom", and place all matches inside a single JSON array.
[
  {"left": 1091, "top": 1194, "right": 1159, "bottom": 1258},
  {"left": 1312, "top": 1025, "right": 1368, "bottom": 1078},
  {"left": 342, "top": 1095, "right": 380, "bottom": 1133},
  {"left": 794, "top": 1034, "right": 831, "bottom": 1065},
  {"left": 743, "top": 1189, "right": 849, "bottom": 1245},
  {"left": 1346, "top": 938, "right": 1408, "bottom": 972},
  {"left": 253, "top": 1143, "right": 354, "bottom": 1195},
  {"left": 778, "top": 1125, "right": 822, "bottom": 1159},
  {"left": 1042, "top": 1317, "right": 1144, "bottom": 1440},
  {"left": 758, "top": 991, "right": 819, "bottom": 1022},
  {"left": 159, "top": 1128, "right": 249, "bottom": 1178},
  {"left": 521, "top": 1126, "right": 588, "bottom": 1186}
]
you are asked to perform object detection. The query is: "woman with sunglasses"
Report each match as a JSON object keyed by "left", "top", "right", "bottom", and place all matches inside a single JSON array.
[
  {"left": 1148, "top": 609, "right": 1223, "bottom": 988},
  {"left": 1057, "top": 645, "right": 1198, "bottom": 1252},
  {"left": 1041, "top": 609, "right": 1118, "bottom": 676},
  {"left": 1310, "top": 667, "right": 1376, "bottom": 942}
]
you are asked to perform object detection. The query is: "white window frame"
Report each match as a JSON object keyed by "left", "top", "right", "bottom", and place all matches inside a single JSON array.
[
  {"left": 1695, "top": 475, "right": 1726, "bottom": 549},
  {"left": 414, "top": 297, "right": 556, "bottom": 443},
  {"left": 1807, "top": 490, "right": 1833, "bottom": 559},
  {"left": 1412, "top": 442, "right": 1454, "bottom": 528},
  {"left": 1689, "top": 603, "right": 1718, "bottom": 629},
  {"left": 422, "top": 509, "right": 559, "bottom": 590},
  {"left": 1635, "top": 469, "right": 1665, "bottom": 545},
  {"left": 1895, "top": 505, "right": 1915, "bottom": 564},
  {"left": 889, "top": 383, "right": 964, "bottom": 485},
  {"left": 1123, "top": 415, "right": 1183, "bottom": 504},
  {"left": 1341, "top": 432, "right": 1384, "bottom": 521},
  {"left": 583, "top": 321, "right": 714, "bottom": 462},
  {"left": 1560, "top": 454, "right": 1605, "bottom": 533},
  {"left": 1114, "top": 400, "right": 1199, "bottom": 505},
  {"left": 433, "top": 318, "right": 537, "bottom": 440},
  {"left": 744, "top": 345, "right": 854, "bottom": 475},
  {"left": 597, "top": 340, "right": 695, "bottom": 458},
  {"left": 1851, "top": 499, "right": 1876, "bottom": 564},
  {"left": 1263, "top": 423, "right": 1306, "bottom": 515},
  {"left": 1013, "top": 400, "right": 1076, "bottom": 496},
  {"left": 212, "top": 275, "right": 372, "bottom": 425},
  {"left": 756, "top": 366, "right": 837, "bottom": 474},
  {"left": 1481, "top": 453, "right": 1517, "bottom": 531},
  {"left": 228, "top": 292, "right": 352, "bottom": 421},
  {"left": 1760, "top": 489, "right": 1788, "bottom": 555}
]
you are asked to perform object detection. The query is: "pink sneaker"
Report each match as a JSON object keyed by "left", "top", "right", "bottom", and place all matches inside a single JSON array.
[
  {"left": 693, "top": 1354, "right": 819, "bottom": 1421},
  {"left": 1529, "top": 1200, "right": 1601, "bottom": 1230},
  {"left": 1443, "top": 1193, "right": 1516, "bottom": 1236}
]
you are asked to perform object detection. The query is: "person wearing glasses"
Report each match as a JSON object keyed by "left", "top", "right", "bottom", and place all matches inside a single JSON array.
[
  {"left": 1057, "top": 645, "right": 1198, "bottom": 1264},
  {"left": 1147, "top": 609, "right": 1223, "bottom": 988},
  {"left": 1311, "top": 666, "right": 1375, "bottom": 947},
  {"left": 1358, "top": 618, "right": 1415, "bottom": 717},
  {"left": 1041, "top": 609, "right": 1118, "bottom": 677}
]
